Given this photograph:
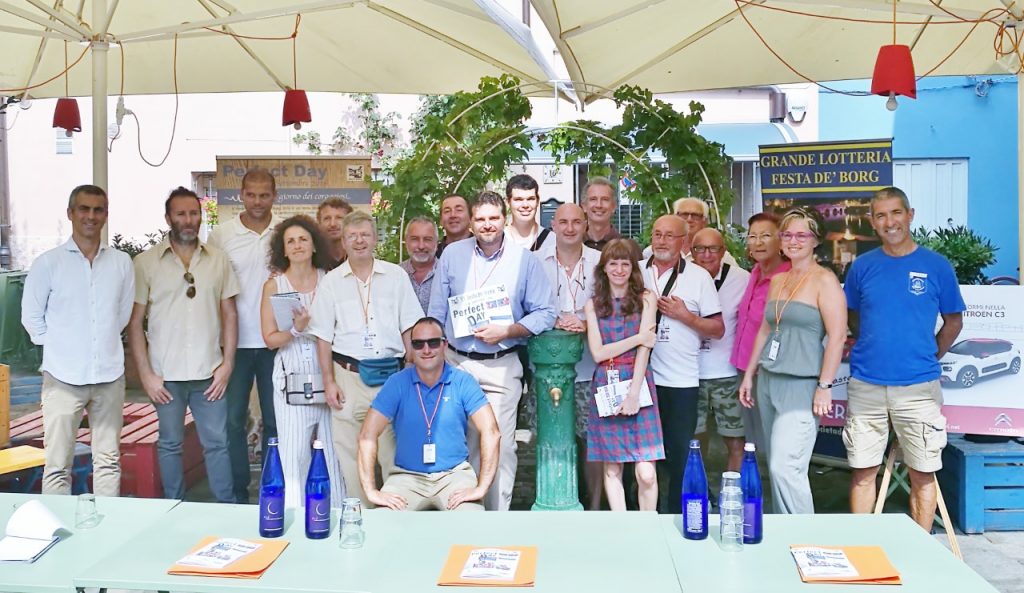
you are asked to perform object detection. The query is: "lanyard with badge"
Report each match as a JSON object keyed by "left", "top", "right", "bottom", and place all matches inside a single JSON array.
[
  {"left": 700, "top": 263, "right": 731, "bottom": 352},
  {"left": 356, "top": 264, "right": 376, "bottom": 350},
  {"left": 648, "top": 257, "right": 685, "bottom": 342},
  {"left": 767, "top": 270, "right": 811, "bottom": 361},
  {"left": 415, "top": 382, "right": 445, "bottom": 464},
  {"left": 558, "top": 258, "right": 586, "bottom": 313}
]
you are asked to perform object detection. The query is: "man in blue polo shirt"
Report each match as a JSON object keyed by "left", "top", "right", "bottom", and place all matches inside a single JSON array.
[
  {"left": 843, "top": 186, "right": 965, "bottom": 531},
  {"left": 357, "top": 317, "right": 500, "bottom": 511}
]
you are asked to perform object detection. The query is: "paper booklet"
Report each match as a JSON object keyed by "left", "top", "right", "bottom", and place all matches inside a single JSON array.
[
  {"left": 790, "top": 545, "right": 901, "bottom": 585},
  {"left": 270, "top": 292, "right": 303, "bottom": 331},
  {"left": 0, "top": 500, "right": 68, "bottom": 563},
  {"left": 438, "top": 545, "right": 538, "bottom": 587},
  {"left": 168, "top": 536, "right": 289, "bottom": 579},
  {"left": 594, "top": 378, "right": 653, "bottom": 417}
]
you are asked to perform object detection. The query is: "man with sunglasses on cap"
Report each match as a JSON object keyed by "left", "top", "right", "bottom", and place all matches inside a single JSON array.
[
  {"left": 357, "top": 317, "right": 499, "bottom": 511},
  {"left": 128, "top": 187, "right": 240, "bottom": 503}
]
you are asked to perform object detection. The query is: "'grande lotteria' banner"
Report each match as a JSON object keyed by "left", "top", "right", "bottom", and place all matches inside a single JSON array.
[{"left": 822, "top": 285, "right": 1024, "bottom": 438}]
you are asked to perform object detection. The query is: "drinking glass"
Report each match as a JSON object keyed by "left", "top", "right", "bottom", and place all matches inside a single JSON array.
[
  {"left": 75, "top": 493, "right": 101, "bottom": 529},
  {"left": 338, "top": 497, "right": 365, "bottom": 549}
]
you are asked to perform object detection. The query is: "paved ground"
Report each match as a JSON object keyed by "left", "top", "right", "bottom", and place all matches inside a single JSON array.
[{"left": 10, "top": 387, "right": 1024, "bottom": 592}]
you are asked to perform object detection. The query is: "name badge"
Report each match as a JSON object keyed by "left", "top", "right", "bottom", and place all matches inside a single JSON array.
[
  {"left": 700, "top": 338, "right": 712, "bottom": 352},
  {"left": 300, "top": 340, "right": 315, "bottom": 362},
  {"left": 362, "top": 327, "right": 377, "bottom": 350},
  {"left": 767, "top": 339, "right": 781, "bottom": 362},
  {"left": 423, "top": 443, "right": 436, "bottom": 464},
  {"left": 657, "top": 322, "right": 670, "bottom": 342},
  {"left": 606, "top": 369, "right": 620, "bottom": 385}
]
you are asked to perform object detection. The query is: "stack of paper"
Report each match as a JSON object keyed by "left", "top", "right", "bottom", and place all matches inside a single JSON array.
[
  {"left": 168, "top": 536, "right": 289, "bottom": 579},
  {"left": 0, "top": 500, "right": 68, "bottom": 563},
  {"left": 270, "top": 292, "right": 303, "bottom": 331},
  {"left": 790, "top": 545, "right": 901, "bottom": 585},
  {"left": 438, "top": 545, "right": 537, "bottom": 587}
]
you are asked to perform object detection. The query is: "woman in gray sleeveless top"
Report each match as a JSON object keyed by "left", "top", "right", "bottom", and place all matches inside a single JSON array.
[{"left": 738, "top": 208, "right": 847, "bottom": 514}]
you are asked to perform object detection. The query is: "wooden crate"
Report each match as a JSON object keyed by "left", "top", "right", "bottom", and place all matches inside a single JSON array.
[
  {"left": 7, "top": 402, "right": 205, "bottom": 498},
  {"left": 0, "top": 364, "right": 9, "bottom": 448},
  {"left": 938, "top": 435, "right": 1024, "bottom": 533}
]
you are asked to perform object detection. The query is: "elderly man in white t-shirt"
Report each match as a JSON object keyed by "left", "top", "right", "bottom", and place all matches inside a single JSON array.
[
  {"left": 691, "top": 228, "right": 750, "bottom": 473},
  {"left": 644, "top": 215, "right": 724, "bottom": 515}
]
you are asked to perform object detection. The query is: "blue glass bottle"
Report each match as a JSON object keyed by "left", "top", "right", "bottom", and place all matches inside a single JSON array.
[
  {"left": 305, "top": 439, "right": 331, "bottom": 539},
  {"left": 258, "top": 437, "right": 285, "bottom": 538},
  {"left": 681, "top": 439, "right": 709, "bottom": 540},
  {"left": 740, "top": 442, "right": 763, "bottom": 544}
]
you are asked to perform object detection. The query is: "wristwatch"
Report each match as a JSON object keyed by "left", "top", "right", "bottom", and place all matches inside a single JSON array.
[{"left": 816, "top": 380, "right": 833, "bottom": 390}]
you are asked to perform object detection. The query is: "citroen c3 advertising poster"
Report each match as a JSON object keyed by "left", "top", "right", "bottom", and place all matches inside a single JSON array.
[{"left": 821, "top": 285, "right": 1024, "bottom": 439}]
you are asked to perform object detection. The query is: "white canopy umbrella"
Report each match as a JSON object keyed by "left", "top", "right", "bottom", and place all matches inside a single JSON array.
[
  {"left": 0, "top": 0, "right": 560, "bottom": 191},
  {"left": 530, "top": 0, "right": 1024, "bottom": 277}
]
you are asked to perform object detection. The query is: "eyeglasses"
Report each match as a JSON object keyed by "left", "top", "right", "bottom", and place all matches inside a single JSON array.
[
  {"left": 780, "top": 231, "right": 816, "bottom": 243},
  {"left": 692, "top": 245, "right": 724, "bottom": 254},
  {"left": 675, "top": 212, "right": 704, "bottom": 219},
  {"left": 184, "top": 272, "right": 196, "bottom": 299},
  {"left": 651, "top": 232, "right": 680, "bottom": 241},
  {"left": 411, "top": 338, "right": 444, "bottom": 350},
  {"left": 745, "top": 233, "right": 775, "bottom": 244}
]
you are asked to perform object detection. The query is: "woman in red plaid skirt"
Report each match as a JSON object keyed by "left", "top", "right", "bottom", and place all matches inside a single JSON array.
[{"left": 583, "top": 239, "right": 666, "bottom": 511}]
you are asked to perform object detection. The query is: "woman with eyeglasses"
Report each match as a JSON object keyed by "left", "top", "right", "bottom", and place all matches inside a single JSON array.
[
  {"left": 260, "top": 215, "right": 344, "bottom": 508},
  {"left": 738, "top": 208, "right": 847, "bottom": 514},
  {"left": 583, "top": 239, "right": 663, "bottom": 511},
  {"left": 730, "top": 212, "right": 790, "bottom": 454}
]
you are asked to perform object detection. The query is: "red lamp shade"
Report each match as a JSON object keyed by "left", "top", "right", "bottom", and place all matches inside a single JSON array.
[
  {"left": 871, "top": 44, "right": 916, "bottom": 100},
  {"left": 282, "top": 89, "right": 311, "bottom": 129},
  {"left": 52, "top": 98, "right": 82, "bottom": 134}
]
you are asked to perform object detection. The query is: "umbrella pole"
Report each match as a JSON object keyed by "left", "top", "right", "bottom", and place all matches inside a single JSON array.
[
  {"left": 92, "top": 0, "right": 109, "bottom": 241},
  {"left": 1019, "top": 72, "right": 1023, "bottom": 286}
]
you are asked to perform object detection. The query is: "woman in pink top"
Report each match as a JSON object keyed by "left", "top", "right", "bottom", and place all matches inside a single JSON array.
[{"left": 731, "top": 212, "right": 789, "bottom": 452}]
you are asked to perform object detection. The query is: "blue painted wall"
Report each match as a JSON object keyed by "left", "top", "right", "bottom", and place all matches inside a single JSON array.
[{"left": 819, "top": 76, "right": 1019, "bottom": 278}]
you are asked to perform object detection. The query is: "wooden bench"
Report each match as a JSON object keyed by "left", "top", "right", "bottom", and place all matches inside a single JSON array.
[{"left": 7, "top": 402, "right": 205, "bottom": 497}]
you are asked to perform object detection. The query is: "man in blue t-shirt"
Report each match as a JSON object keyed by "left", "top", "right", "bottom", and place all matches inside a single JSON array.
[
  {"left": 357, "top": 317, "right": 499, "bottom": 511},
  {"left": 843, "top": 187, "right": 965, "bottom": 531}
]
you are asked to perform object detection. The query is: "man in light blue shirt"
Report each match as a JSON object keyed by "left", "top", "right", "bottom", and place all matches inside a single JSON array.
[{"left": 429, "top": 191, "right": 556, "bottom": 510}]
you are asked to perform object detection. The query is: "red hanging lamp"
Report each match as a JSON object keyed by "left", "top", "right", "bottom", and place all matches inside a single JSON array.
[
  {"left": 282, "top": 16, "right": 311, "bottom": 129},
  {"left": 53, "top": 42, "right": 81, "bottom": 136},
  {"left": 871, "top": 1, "right": 916, "bottom": 111}
]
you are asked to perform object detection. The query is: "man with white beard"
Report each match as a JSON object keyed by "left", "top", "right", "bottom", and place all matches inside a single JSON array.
[{"left": 400, "top": 217, "right": 439, "bottom": 313}]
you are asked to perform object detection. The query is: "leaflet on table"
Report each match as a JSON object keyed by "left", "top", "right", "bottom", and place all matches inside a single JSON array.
[
  {"left": 438, "top": 545, "right": 538, "bottom": 587},
  {"left": 789, "top": 545, "right": 901, "bottom": 585},
  {"left": 595, "top": 378, "right": 653, "bottom": 417},
  {"left": 448, "top": 285, "right": 514, "bottom": 338},
  {"left": 270, "top": 292, "right": 303, "bottom": 331},
  {"left": 0, "top": 500, "right": 67, "bottom": 563},
  {"left": 167, "top": 535, "right": 289, "bottom": 579}
]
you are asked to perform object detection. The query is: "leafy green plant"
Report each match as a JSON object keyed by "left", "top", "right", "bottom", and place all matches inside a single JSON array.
[
  {"left": 111, "top": 232, "right": 164, "bottom": 259},
  {"left": 912, "top": 225, "right": 997, "bottom": 284}
]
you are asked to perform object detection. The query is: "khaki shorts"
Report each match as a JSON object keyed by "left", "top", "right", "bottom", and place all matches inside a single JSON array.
[
  {"left": 381, "top": 461, "right": 484, "bottom": 511},
  {"left": 843, "top": 378, "right": 947, "bottom": 473},
  {"left": 695, "top": 376, "right": 745, "bottom": 438}
]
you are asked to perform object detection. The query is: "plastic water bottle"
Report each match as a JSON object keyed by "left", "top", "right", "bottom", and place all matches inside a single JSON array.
[
  {"left": 740, "top": 442, "right": 763, "bottom": 544},
  {"left": 258, "top": 437, "right": 284, "bottom": 538},
  {"left": 681, "top": 439, "right": 709, "bottom": 540},
  {"left": 305, "top": 440, "right": 331, "bottom": 539}
]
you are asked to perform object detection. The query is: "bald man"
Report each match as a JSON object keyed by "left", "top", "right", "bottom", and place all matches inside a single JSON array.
[
  {"left": 691, "top": 228, "right": 750, "bottom": 473},
  {"left": 673, "top": 197, "right": 738, "bottom": 267},
  {"left": 534, "top": 203, "right": 603, "bottom": 508},
  {"left": 644, "top": 215, "right": 724, "bottom": 514}
]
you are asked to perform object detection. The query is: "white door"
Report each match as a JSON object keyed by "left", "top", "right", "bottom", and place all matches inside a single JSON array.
[{"left": 893, "top": 158, "right": 968, "bottom": 230}]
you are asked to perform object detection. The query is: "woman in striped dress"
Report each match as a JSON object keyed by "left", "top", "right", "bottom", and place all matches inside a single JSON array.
[
  {"left": 260, "top": 215, "right": 344, "bottom": 508},
  {"left": 583, "top": 239, "right": 664, "bottom": 511}
]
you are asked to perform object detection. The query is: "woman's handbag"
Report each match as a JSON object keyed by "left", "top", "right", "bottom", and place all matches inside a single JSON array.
[
  {"left": 285, "top": 373, "right": 326, "bottom": 405},
  {"left": 357, "top": 357, "right": 402, "bottom": 387}
]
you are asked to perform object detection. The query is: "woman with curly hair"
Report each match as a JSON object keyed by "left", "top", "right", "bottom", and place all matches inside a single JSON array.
[
  {"left": 583, "top": 238, "right": 663, "bottom": 511},
  {"left": 260, "top": 215, "right": 344, "bottom": 507}
]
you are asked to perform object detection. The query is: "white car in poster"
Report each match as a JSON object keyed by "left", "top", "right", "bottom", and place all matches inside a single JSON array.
[{"left": 940, "top": 338, "right": 1022, "bottom": 388}]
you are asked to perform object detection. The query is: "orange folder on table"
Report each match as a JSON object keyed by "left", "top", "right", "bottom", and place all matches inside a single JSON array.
[
  {"left": 790, "top": 545, "right": 902, "bottom": 585},
  {"left": 167, "top": 535, "right": 289, "bottom": 579},
  {"left": 438, "top": 545, "right": 538, "bottom": 587}
]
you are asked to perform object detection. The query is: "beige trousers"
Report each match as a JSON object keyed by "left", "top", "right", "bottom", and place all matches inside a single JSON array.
[
  {"left": 446, "top": 350, "right": 522, "bottom": 511},
  {"left": 41, "top": 372, "right": 125, "bottom": 496},
  {"left": 381, "top": 461, "right": 484, "bottom": 511},
  {"left": 330, "top": 364, "right": 396, "bottom": 508}
]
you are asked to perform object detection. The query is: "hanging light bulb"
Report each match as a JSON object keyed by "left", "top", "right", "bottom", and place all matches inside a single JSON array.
[
  {"left": 885, "top": 93, "right": 899, "bottom": 111},
  {"left": 53, "top": 97, "right": 82, "bottom": 136},
  {"left": 871, "top": 2, "right": 915, "bottom": 111},
  {"left": 282, "top": 89, "right": 311, "bottom": 129}
]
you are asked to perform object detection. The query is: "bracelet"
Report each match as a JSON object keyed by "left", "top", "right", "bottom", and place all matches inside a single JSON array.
[
  {"left": 289, "top": 327, "right": 303, "bottom": 338},
  {"left": 816, "top": 380, "right": 833, "bottom": 390}
]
